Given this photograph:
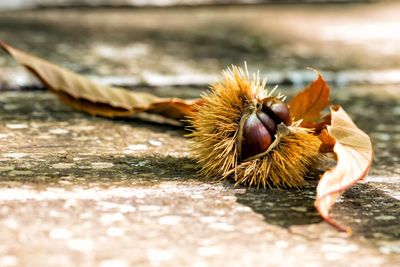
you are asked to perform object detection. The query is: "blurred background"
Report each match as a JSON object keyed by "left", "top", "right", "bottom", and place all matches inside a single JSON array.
[{"left": 1, "top": 0, "right": 400, "bottom": 91}]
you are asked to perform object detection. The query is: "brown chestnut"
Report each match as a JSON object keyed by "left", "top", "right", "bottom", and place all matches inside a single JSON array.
[
  {"left": 238, "top": 97, "right": 291, "bottom": 160},
  {"left": 262, "top": 97, "right": 291, "bottom": 126},
  {"left": 256, "top": 110, "right": 277, "bottom": 133},
  {"left": 240, "top": 112, "right": 272, "bottom": 160}
]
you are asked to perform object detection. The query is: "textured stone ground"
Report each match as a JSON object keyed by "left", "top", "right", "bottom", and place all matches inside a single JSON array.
[
  {"left": 0, "top": 88, "right": 399, "bottom": 267},
  {"left": 0, "top": 3, "right": 400, "bottom": 267}
]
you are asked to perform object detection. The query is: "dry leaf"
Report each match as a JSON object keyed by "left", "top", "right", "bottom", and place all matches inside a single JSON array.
[
  {"left": 0, "top": 40, "right": 198, "bottom": 121},
  {"left": 315, "top": 105, "right": 374, "bottom": 233},
  {"left": 318, "top": 128, "right": 336, "bottom": 153},
  {"left": 289, "top": 70, "right": 330, "bottom": 126}
]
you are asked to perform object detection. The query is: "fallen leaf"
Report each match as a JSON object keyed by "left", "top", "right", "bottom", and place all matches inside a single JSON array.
[
  {"left": 289, "top": 70, "right": 330, "bottom": 126},
  {"left": 315, "top": 105, "right": 374, "bottom": 233},
  {"left": 301, "top": 113, "right": 332, "bottom": 134},
  {"left": 318, "top": 128, "right": 336, "bottom": 153},
  {"left": 0, "top": 40, "right": 198, "bottom": 121}
]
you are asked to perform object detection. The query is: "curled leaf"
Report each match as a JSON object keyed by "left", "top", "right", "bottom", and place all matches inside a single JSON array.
[
  {"left": 315, "top": 105, "right": 374, "bottom": 233},
  {"left": 0, "top": 40, "right": 198, "bottom": 121},
  {"left": 318, "top": 128, "right": 336, "bottom": 153},
  {"left": 289, "top": 70, "right": 330, "bottom": 127}
]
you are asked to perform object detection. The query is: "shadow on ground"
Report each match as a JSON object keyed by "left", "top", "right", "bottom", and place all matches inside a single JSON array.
[
  {"left": 234, "top": 182, "right": 323, "bottom": 228},
  {"left": 235, "top": 182, "right": 400, "bottom": 242},
  {"left": 0, "top": 154, "right": 202, "bottom": 186},
  {"left": 339, "top": 183, "right": 400, "bottom": 240}
]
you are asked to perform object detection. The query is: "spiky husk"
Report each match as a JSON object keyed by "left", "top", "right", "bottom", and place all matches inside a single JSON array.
[{"left": 188, "top": 65, "right": 322, "bottom": 188}]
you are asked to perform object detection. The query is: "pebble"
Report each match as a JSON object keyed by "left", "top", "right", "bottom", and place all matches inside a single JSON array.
[
  {"left": 147, "top": 249, "right": 174, "bottom": 262},
  {"left": 100, "top": 213, "right": 124, "bottom": 224},
  {"left": 106, "top": 227, "right": 125, "bottom": 237},
  {"left": 138, "top": 205, "right": 161, "bottom": 212},
  {"left": 191, "top": 194, "right": 205, "bottom": 199},
  {"left": 71, "top": 125, "right": 95, "bottom": 131},
  {"left": 2, "top": 153, "right": 28, "bottom": 159},
  {"left": 3, "top": 218, "right": 19, "bottom": 229},
  {"left": 275, "top": 240, "right": 289, "bottom": 249},
  {"left": 49, "top": 228, "right": 72, "bottom": 239},
  {"left": 119, "top": 204, "right": 136, "bottom": 213},
  {"left": 51, "top": 163, "right": 75, "bottom": 169},
  {"left": 378, "top": 241, "right": 400, "bottom": 254},
  {"left": 393, "top": 106, "right": 400, "bottom": 115},
  {"left": 158, "top": 215, "right": 182, "bottom": 225},
  {"left": 49, "top": 128, "right": 70, "bottom": 135},
  {"left": 126, "top": 144, "right": 148, "bottom": 151},
  {"left": 321, "top": 243, "right": 358, "bottom": 253},
  {"left": 6, "top": 123, "right": 28, "bottom": 129},
  {"left": 208, "top": 222, "right": 235, "bottom": 232},
  {"left": 99, "top": 259, "right": 129, "bottom": 267},
  {"left": 375, "top": 215, "right": 396, "bottom": 220},
  {"left": 0, "top": 255, "right": 18, "bottom": 267},
  {"left": 9, "top": 170, "right": 32, "bottom": 176},
  {"left": 91, "top": 162, "right": 114, "bottom": 169},
  {"left": 0, "top": 166, "right": 15, "bottom": 171},
  {"left": 324, "top": 252, "right": 342, "bottom": 261},
  {"left": 290, "top": 206, "right": 308, "bottom": 212},
  {"left": 3, "top": 104, "right": 19, "bottom": 110},
  {"left": 66, "top": 239, "right": 94, "bottom": 252},
  {"left": 148, "top": 139, "right": 162, "bottom": 147},
  {"left": 200, "top": 216, "right": 217, "bottom": 223},
  {"left": 375, "top": 133, "right": 391, "bottom": 141},
  {"left": 197, "top": 246, "right": 223, "bottom": 257}
]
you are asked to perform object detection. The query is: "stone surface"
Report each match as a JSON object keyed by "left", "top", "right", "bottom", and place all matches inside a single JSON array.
[
  {"left": 0, "top": 87, "right": 399, "bottom": 266},
  {"left": 0, "top": 2, "right": 400, "bottom": 267}
]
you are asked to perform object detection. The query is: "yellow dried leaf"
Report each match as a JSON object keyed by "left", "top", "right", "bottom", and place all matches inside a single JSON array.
[
  {"left": 0, "top": 40, "right": 198, "bottom": 120},
  {"left": 315, "top": 105, "right": 374, "bottom": 233}
]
